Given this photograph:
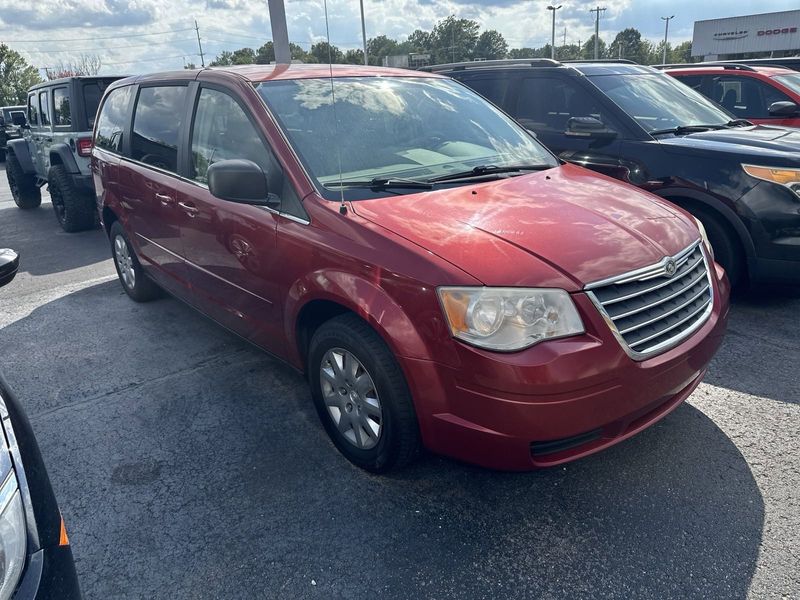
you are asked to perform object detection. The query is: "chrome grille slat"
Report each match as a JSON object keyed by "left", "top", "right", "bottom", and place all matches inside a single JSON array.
[
  {"left": 628, "top": 296, "right": 712, "bottom": 348},
  {"left": 594, "top": 251, "right": 705, "bottom": 306},
  {"left": 585, "top": 241, "right": 714, "bottom": 360},
  {"left": 618, "top": 282, "right": 711, "bottom": 335}
]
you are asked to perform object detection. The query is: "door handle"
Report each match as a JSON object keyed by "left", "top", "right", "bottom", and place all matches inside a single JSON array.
[
  {"left": 178, "top": 201, "right": 199, "bottom": 217},
  {"left": 155, "top": 193, "right": 174, "bottom": 206}
]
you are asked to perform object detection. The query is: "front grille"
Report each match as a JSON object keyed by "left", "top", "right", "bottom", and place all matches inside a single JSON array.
[{"left": 586, "top": 242, "right": 713, "bottom": 360}]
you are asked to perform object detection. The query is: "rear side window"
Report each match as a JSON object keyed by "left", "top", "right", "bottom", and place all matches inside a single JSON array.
[
  {"left": 515, "top": 76, "right": 618, "bottom": 134},
  {"left": 82, "top": 81, "right": 110, "bottom": 129},
  {"left": 95, "top": 85, "right": 134, "bottom": 154},
  {"left": 131, "top": 86, "right": 187, "bottom": 173},
  {"left": 464, "top": 76, "right": 512, "bottom": 108},
  {"left": 38, "top": 90, "right": 51, "bottom": 127},
  {"left": 53, "top": 87, "right": 71, "bottom": 126},
  {"left": 27, "top": 94, "right": 39, "bottom": 126}
]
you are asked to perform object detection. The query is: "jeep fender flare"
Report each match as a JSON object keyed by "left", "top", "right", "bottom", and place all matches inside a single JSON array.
[
  {"left": 6, "top": 139, "right": 35, "bottom": 174},
  {"left": 48, "top": 143, "right": 81, "bottom": 174},
  {"left": 653, "top": 187, "right": 756, "bottom": 260}
]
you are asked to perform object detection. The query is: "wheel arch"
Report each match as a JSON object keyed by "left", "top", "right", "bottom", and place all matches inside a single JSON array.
[
  {"left": 47, "top": 144, "right": 80, "bottom": 174},
  {"left": 288, "top": 272, "right": 437, "bottom": 373},
  {"left": 654, "top": 187, "right": 756, "bottom": 260},
  {"left": 6, "top": 139, "right": 35, "bottom": 173}
]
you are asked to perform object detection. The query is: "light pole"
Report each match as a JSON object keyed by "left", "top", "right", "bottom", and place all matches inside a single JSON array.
[
  {"left": 359, "top": 0, "right": 368, "bottom": 66},
  {"left": 547, "top": 5, "right": 562, "bottom": 60},
  {"left": 661, "top": 15, "right": 674, "bottom": 64}
]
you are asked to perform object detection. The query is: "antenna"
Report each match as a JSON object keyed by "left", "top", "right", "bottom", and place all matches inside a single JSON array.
[{"left": 322, "top": 0, "right": 347, "bottom": 215}]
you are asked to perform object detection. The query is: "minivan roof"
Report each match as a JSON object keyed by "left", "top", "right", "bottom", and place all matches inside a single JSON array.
[
  {"left": 113, "top": 64, "right": 441, "bottom": 89},
  {"left": 425, "top": 59, "right": 656, "bottom": 77}
]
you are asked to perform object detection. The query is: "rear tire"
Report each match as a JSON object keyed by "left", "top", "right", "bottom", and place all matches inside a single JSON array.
[
  {"left": 109, "top": 221, "right": 162, "bottom": 302},
  {"left": 6, "top": 152, "right": 41, "bottom": 209},
  {"left": 693, "top": 207, "right": 745, "bottom": 288},
  {"left": 48, "top": 164, "right": 96, "bottom": 232},
  {"left": 308, "top": 313, "right": 421, "bottom": 473}
]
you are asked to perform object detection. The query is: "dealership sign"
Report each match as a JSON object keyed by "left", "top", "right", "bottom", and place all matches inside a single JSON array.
[{"left": 693, "top": 10, "right": 800, "bottom": 56}]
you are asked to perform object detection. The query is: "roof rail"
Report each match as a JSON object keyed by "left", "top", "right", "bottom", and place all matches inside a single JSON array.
[
  {"left": 561, "top": 59, "right": 637, "bottom": 65},
  {"left": 421, "top": 58, "right": 562, "bottom": 72},
  {"left": 654, "top": 62, "right": 760, "bottom": 72}
]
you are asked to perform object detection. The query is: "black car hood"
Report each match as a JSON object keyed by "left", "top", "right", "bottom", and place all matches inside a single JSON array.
[{"left": 658, "top": 125, "right": 800, "bottom": 162}]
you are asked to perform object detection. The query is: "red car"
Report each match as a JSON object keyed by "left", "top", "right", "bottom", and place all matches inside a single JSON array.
[
  {"left": 664, "top": 63, "right": 800, "bottom": 127},
  {"left": 91, "top": 65, "right": 729, "bottom": 472}
]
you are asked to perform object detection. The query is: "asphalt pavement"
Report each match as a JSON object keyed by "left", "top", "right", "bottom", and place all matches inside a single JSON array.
[{"left": 0, "top": 164, "right": 798, "bottom": 599}]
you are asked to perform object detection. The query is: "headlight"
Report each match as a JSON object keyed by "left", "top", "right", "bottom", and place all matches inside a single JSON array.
[
  {"left": 742, "top": 164, "right": 800, "bottom": 197},
  {"left": 438, "top": 287, "right": 584, "bottom": 351},
  {"left": 0, "top": 473, "right": 25, "bottom": 600},
  {"left": 693, "top": 217, "right": 714, "bottom": 260}
]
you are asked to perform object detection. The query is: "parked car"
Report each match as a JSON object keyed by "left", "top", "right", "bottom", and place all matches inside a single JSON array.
[
  {"left": 433, "top": 59, "right": 800, "bottom": 287},
  {"left": 92, "top": 65, "right": 729, "bottom": 472},
  {"left": 659, "top": 63, "right": 800, "bottom": 127},
  {"left": 5, "top": 76, "right": 123, "bottom": 232},
  {"left": 0, "top": 249, "right": 82, "bottom": 599},
  {"left": 0, "top": 105, "right": 26, "bottom": 162}
]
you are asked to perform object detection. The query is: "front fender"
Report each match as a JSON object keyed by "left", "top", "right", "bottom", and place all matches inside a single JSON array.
[
  {"left": 7, "top": 139, "right": 35, "bottom": 173},
  {"left": 285, "top": 270, "right": 454, "bottom": 370}
]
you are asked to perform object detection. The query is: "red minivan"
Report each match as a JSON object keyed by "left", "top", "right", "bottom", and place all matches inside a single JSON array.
[{"left": 91, "top": 65, "right": 729, "bottom": 472}]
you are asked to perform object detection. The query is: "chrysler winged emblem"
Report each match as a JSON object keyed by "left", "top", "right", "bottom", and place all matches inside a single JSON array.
[{"left": 664, "top": 258, "right": 677, "bottom": 277}]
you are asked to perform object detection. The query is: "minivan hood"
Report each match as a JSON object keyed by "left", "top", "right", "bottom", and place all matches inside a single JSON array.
[
  {"left": 351, "top": 163, "right": 699, "bottom": 290},
  {"left": 659, "top": 124, "right": 800, "bottom": 160}
]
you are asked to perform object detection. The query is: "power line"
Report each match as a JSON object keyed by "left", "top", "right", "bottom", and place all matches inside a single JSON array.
[
  {"left": 13, "top": 39, "right": 198, "bottom": 54},
  {"left": 10, "top": 27, "right": 196, "bottom": 43}
]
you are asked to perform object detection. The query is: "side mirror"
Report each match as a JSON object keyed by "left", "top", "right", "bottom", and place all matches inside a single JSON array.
[
  {"left": 11, "top": 113, "right": 27, "bottom": 127},
  {"left": 565, "top": 116, "right": 617, "bottom": 139},
  {"left": 0, "top": 249, "right": 19, "bottom": 288},
  {"left": 207, "top": 159, "right": 276, "bottom": 206},
  {"left": 768, "top": 101, "right": 799, "bottom": 117}
]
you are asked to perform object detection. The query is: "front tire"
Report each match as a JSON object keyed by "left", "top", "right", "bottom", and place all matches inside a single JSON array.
[
  {"left": 48, "top": 164, "right": 96, "bottom": 232},
  {"left": 693, "top": 208, "right": 745, "bottom": 288},
  {"left": 308, "top": 313, "right": 421, "bottom": 472},
  {"left": 6, "top": 152, "right": 41, "bottom": 209},
  {"left": 109, "top": 221, "right": 162, "bottom": 302}
]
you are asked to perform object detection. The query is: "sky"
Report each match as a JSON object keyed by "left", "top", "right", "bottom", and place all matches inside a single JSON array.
[{"left": 1, "top": 0, "right": 799, "bottom": 75}]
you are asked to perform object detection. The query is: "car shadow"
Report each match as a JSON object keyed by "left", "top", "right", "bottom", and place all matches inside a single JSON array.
[
  {"left": 0, "top": 163, "right": 111, "bottom": 277},
  {"left": 0, "top": 280, "right": 765, "bottom": 599},
  {"left": 705, "top": 283, "right": 800, "bottom": 405}
]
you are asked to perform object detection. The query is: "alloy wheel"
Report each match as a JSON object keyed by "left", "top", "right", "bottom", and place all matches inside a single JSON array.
[
  {"left": 113, "top": 234, "right": 136, "bottom": 290},
  {"left": 319, "top": 348, "right": 383, "bottom": 449}
]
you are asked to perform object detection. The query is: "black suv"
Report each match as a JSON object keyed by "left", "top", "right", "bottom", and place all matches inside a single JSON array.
[
  {"left": 0, "top": 105, "right": 26, "bottom": 162},
  {"left": 432, "top": 59, "right": 800, "bottom": 287}
]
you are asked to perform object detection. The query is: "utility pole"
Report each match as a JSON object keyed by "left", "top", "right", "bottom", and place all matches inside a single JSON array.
[
  {"left": 359, "top": 0, "right": 368, "bottom": 65},
  {"left": 562, "top": 27, "right": 567, "bottom": 48},
  {"left": 661, "top": 15, "right": 675, "bottom": 64},
  {"left": 589, "top": 6, "right": 606, "bottom": 60},
  {"left": 194, "top": 19, "right": 205, "bottom": 67},
  {"left": 547, "top": 5, "right": 562, "bottom": 60},
  {"left": 267, "top": 0, "right": 291, "bottom": 64}
]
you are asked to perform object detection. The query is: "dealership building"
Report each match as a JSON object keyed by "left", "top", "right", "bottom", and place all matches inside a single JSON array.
[{"left": 692, "top": 10, "right": 800, "bottom": 61}]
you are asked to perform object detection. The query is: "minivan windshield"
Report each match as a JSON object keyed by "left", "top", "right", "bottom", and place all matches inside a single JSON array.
[
  {"left": 256, "top": 77, "right": 557, "bottom": 198},
  {"left": 588, "top": 73, "right": 732, "bottom": 134}
]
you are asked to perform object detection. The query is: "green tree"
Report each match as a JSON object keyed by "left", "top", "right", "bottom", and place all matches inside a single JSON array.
[
  {"left": 367, "top": 35, "right": 399, "bottom": 65},
  {"left": 344, "top": 49, "right": 364, "bottom": 64},
  {"left": 431, "top": 15, "right": 480, "bottom": 63},
  {"left": 581, "top": 35, "right": 606, "bottom": 59},
  {"left": 0, "top": 44, "right": 42, "bottom": 106},
  {"left": 474, "top": 30, "right": 508, "bottom": 60},
  {"left": 508, "top": 47, "right": 537, "bottom": 59},
  {"left": 255, "top": 42, "right": 275, "bottom": 64},
  {"left": 670, "top": 41, "right": 693, "bottom": 64},
  {"left": 209, "top": 51, "right": 234, "bottom": 66},
  {"left": 310, "top": 41, "right": 343, "bottom": 64},
  {"left": 407, "top": 29, "right": 432, "bottom": 52},
  {"left": 608, "top": 28, "right": 650, "bottom": 64}
]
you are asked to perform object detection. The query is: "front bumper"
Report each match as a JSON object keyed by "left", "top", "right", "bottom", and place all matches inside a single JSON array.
[
  {"left": 13, "top": 545, "right": 81, "bottom": 600},
  {"left": 403, "top": 264, "right": 730, "bottom": 471}
]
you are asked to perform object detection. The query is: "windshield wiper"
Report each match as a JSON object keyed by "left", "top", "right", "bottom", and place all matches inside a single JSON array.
[
  {"left": 650, "top": 124, "right": 728, "bottom": 136},
  {"left": 426, "top": 164, "right": 552, "bottom": 183},
  {"left": 324, "top": 177, "right": 433, "bottom": 191},
  {"left": 726, "top": 119, "right": 752, "bottom": 127}
]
